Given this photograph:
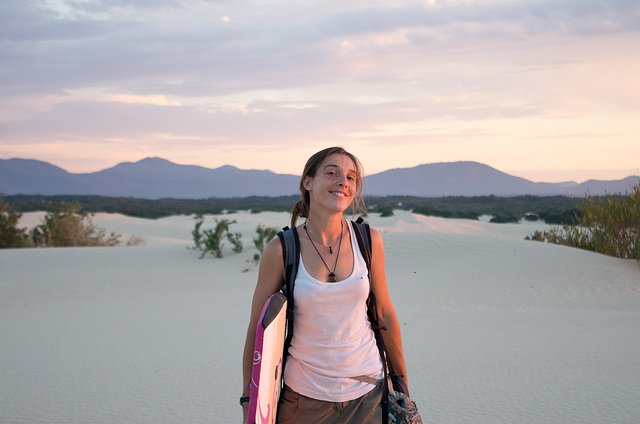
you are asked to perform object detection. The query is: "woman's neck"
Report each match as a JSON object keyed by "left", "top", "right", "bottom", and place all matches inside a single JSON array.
[{"left": 304, "top": 212, "right": 343, "bottom": 245}]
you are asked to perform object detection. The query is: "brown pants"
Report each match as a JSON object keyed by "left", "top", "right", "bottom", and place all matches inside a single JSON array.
[{"left": 277, "top": 383, "right": 383, "bottom": 424}]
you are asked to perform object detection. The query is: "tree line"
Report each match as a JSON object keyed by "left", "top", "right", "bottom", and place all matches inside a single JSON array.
[
  {"left": 2, "top": 185, "right": 638, "bottom": 262},
  {"left": 3, "top": 194, "right": 580, "bottom": 224}
]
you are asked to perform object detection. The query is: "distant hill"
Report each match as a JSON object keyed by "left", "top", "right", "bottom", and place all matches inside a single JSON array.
[
  {"left": 364, "top": 161, "right": 640, "bottom": 197},
  {"left": 1, "top": 157, "right": 638, "bottom": 199},
  {"left": 0, "top": 158, "right": 300, "bottom": 198}
]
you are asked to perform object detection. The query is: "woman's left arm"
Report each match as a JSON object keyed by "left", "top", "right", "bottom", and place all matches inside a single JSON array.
[{"left": 369, "top": 227, "right": 408, "bottom": 386}]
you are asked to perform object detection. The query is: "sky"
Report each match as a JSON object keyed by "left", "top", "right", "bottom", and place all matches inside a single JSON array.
[{"left": 1, "top": 0, "right": 639, "bottom": 183}]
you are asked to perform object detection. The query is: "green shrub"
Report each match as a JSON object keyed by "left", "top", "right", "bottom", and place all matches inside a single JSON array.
[
  {"left": 227, "top": 231, "right": 243, "bottom": 254},
  {"left": 412, "top": 207, "right": 479, "bottom": 220},
  {"left": 200, "top": 226, "right": 225, "bottom": 258},
  {"left": 0, "top": 197, "right": 30, "bottom": 248},
  {"left": 537, "top": 208, "right": 580, "bottom": 225},
  {"left": 490, "top": 214, "right": 520, "bottom": 224},
  {"left": 253, "top": 224, "right": 278, "bottom": 262},
  {"left": 2, "top": 199, "right": 142, "bottom": 248},
  {"left": 379, "top": 206, "right": 394, "bottom": 217},
  {"left": 30, "top": 202, "right": 122, "bottom": 247},
  {"left": 526, "top": 182, "right": 640, "bottom": 261},
  {"left": 192, "top": 219, "right": 205, "bottom": 250},
  {"left": 192, "top": 218, "right": 242, "bottom": 258}
]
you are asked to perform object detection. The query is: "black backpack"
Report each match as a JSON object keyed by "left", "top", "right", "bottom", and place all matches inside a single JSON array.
[{"left": 276, "top": 218, "right": 394, "bottom": 422}]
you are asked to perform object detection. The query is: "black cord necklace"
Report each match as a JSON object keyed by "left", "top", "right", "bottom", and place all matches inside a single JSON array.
[{"left": 304, "top": 220, "right": 344, "bottom": 282}]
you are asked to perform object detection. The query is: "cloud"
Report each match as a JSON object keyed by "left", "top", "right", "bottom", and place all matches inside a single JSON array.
[
  {"left": 312, "top": 0, "right": 640, "bottom": 41},
  {"left": 0, "top": 1, "right": 115, "bottom": 42},
  {"left": 1, "top": 0, "right": 639, "bottom": 177},
  {"left": 2, "top": 0, "right": 639, "bottom": 100},
  {"left": 3, "top": 93, "right": 549, "bottom": 150},
  {"left": 104, "top": 94, "right": 182, "bottom": 106},
  {"left": 63, "top": 0, "right": 197, "bottom": 16}
]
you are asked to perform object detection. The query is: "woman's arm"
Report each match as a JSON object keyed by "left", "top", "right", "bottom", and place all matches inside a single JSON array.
[
  {"left": 368, "top": 228, "right": 408, "bottom": 385},
  {"left": 241, "top": 237, "right": 285, "bottom": 420}
]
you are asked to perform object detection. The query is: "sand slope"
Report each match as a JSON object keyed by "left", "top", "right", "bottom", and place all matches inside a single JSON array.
[{"left": 1, "top": 211, "right": 639, "bottom": 423}]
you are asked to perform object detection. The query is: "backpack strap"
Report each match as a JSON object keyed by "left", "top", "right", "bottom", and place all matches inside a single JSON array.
[
  {"left": 352, "top": 218, "right": 391, "bottom": 424},
  {"left": 277, "top": 226, "right": 299, "bottom": 312},
  {"left": 277, "top": 226, "right": 300, "bottom": 374},
  {"left": 352, "top": 216, "right": 372, "bottom": 272}
]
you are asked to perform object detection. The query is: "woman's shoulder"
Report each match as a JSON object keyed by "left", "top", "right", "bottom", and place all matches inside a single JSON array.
[
  {"left": 351, "top": 220, "right": 383, "bottom": 243},
  {"left": 256, "top": 237, "right": 286, "bottom": 291},
  {"left": 263, "top": 236, "right": 284, "bottom": 260},
  {"left": 365, "top": 225, "right": 385, "bottom": 251}
]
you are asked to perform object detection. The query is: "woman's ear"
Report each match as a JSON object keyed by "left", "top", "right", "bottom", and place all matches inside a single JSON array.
[{"left": 303, "top": 176, "right": 313, "bottom": 191}]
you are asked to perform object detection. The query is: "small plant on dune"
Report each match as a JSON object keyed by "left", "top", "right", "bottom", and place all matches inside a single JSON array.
[
  {"left": 227, "top": 230, "right": 243, "bottom": 254},
  {"left": 526, "top": 181, "right": 640, "bottom": 261},
  {"left": 192, "top": 218, "right": 205, "bottom": 251},
  {"left": 125, "top": 235, "right": 145, "bottom": 246},
  {"left": 253, "top": 224, "right": 279, "bottom": 263},
  {"left": 0, "top": 196, "right": 30, "bottom": 248},
  {"left": 201, "top": 220, "right": 229, "bottom": 258},
  {"left": 192, "top": 217, "right": 242, "bottom": 258}
]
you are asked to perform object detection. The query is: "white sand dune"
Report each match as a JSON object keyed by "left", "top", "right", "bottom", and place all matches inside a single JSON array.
[{"left": 2, "top": 211, "right": 639, "bottom": 423}]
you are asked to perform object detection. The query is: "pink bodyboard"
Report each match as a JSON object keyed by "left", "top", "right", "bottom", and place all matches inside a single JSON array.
[{"left": 247, "top": 292, "right": 288, "bottom": 424}]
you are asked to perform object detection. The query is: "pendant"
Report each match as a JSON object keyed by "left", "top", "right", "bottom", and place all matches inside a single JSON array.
[
  {"left": 329, "top": 246, "right": 333, "bottom": 254},
  {"left": 328, "top": 273, "right": 337, "bottom": 282}
]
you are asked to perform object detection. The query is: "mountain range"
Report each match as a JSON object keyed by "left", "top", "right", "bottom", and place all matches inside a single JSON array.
[{"left": 1, "top": 157, "right": 638, "bottom": 199}]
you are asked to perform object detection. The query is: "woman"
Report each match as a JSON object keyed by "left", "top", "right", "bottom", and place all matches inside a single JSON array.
[{"left": 242, "top": 147, "right": 408, "bottom": 423}]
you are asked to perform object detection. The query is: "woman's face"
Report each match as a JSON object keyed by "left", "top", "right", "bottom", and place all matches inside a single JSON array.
[{"left": 304, "top": 153, "right": 358, "bottom": 214}]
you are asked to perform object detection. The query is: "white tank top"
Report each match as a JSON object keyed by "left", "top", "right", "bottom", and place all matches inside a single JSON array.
[{"left": 283, "top": 221, "right": 384, "bottom": 402}]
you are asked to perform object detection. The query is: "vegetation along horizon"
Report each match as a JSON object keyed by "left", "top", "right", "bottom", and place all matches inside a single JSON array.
[{"left": 2, "top": 180, "right": 639, "bottom": 262}]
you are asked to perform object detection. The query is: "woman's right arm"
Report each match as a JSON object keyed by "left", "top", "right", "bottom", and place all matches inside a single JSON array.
[{"left": 241, "top": 237, "right": 285, "bottom": 421}]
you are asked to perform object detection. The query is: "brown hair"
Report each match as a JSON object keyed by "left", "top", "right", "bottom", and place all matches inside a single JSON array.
[{"left": 290, "top": 146, "right": 366, "bottom": 227}]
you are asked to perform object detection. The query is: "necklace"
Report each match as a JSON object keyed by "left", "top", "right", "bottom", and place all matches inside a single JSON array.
[
  {"left": 304, "top": 220, "right": 341, "bottom": 253},
  {"left": 304, "top": 221, "right": 344, "bottom": 282}
]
